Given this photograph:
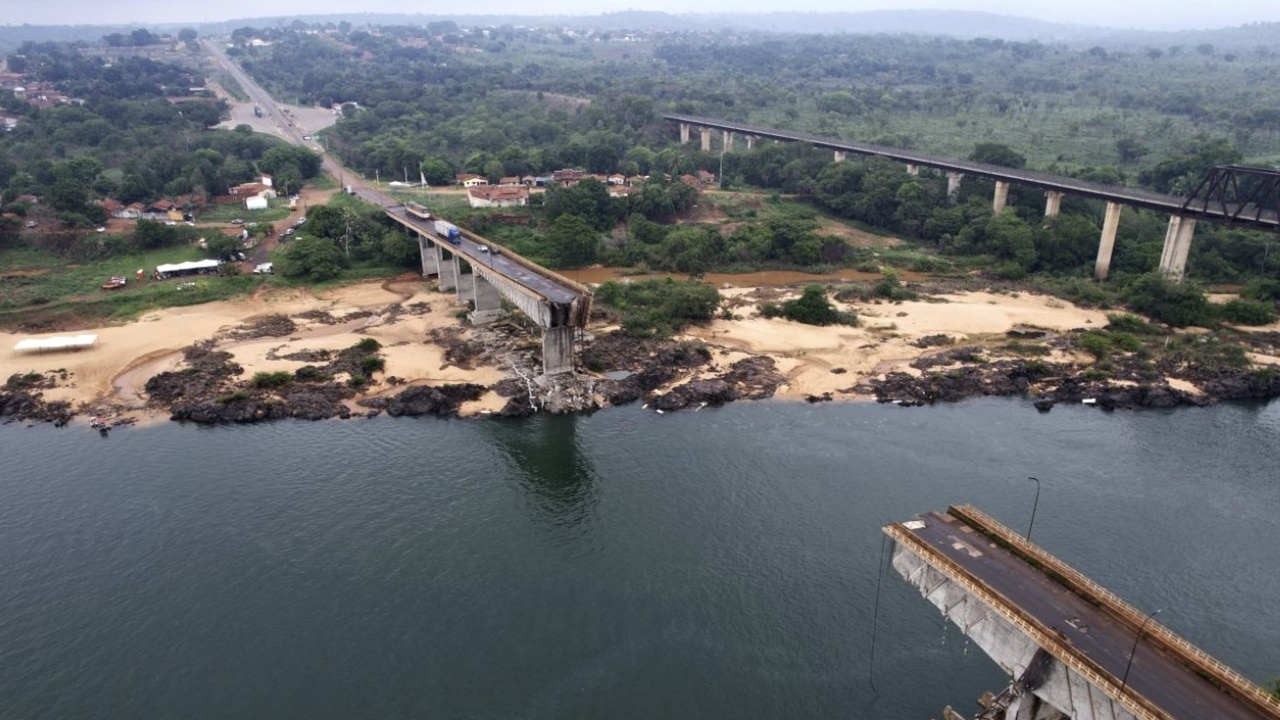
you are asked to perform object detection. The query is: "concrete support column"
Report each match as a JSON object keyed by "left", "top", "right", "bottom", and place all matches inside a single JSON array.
[
  {"left": 679, "top": 123, "right": 690, "bottom": 145},
  {"left": 906, "top": 164, "right": 920, "bottom": 176},
  {"left": 746, "top": 135, "right": 756, "bottom": 150},
  {"left": 1094, "top": 201, "right": 1123, "bottom": 281},
  {"left": 1006, "top": 692, "right": 1039, "bottom": 720},
  {"left": 700, "top": 128, "right": 711, "bottom": 152},
  {"left": 456, "top": 268, "right": 474, "bottom": 305},
  {"left": 946, "top": 172, "right": 964, "bottom": 198},
  {"left": 542, "top": 326, "right": 574, "bottom": 376},
  {"left": 436, "top": 246, "right": 457, "bottom": 291},
  {"left": 722, "top": 130, "right": 733, "bottom": 151},
  {"left": 833, "top": 150, "right": 847, "bottom": 163},
  {"left": 469, "top": 275, "right": 506, "bottom": 324},
  {"left": 418, "top": 235, "right": 438, "bottom": 277},
  {"left": 992, "top": 181, "right": 1011, "bottom": 214},
  {"left": 1158, "top": 215, "right": 1197, "bottom": 282},
  {"left": 1044, "top": 191, "right": 1063, "bottom": 218}
]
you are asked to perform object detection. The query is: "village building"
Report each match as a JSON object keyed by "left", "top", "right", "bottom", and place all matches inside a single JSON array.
[{"left": 467, "top": 185, "right": 530, "bottom": 209}]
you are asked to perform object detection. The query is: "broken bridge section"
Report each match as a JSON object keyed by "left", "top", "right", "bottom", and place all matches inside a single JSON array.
[{"left": 884, "top": 505, "right": 1280, "bottom": 720}]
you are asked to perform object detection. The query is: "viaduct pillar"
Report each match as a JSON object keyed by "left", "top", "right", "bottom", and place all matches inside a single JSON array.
[
  {"left": 679, "top": 123, "right": 690, "bottom": 145},
  {"left": 436, "top": 246, "right": 457, "bottom": 291},
  {"left": 1044, "top": 191, "right": 1063, "bottom": 218},
  {"left": 833, "top": 150, "right": 847, "bottom": 163},
  {"left": 542, "top": 326, "right": 575, "bottom": 375},
  {"left": 418, "top": 234, "right": 439, "bottom": 277},
  {"left": 723, "top": 130, "right": 733, "bottom": 151},
  {"left": 906, "top": 164, "right": 920, "bottom": 176},
  {"left": 1158, "top": 215, "right": 1197, "bottom": 282},
  {"left": 700, "top": 128, "right": 712, "bottom": 152},
  {"left": 746, "top": 135, "right": 756, "bottom": 150},
  {"left": 992, "top": 181, "right": 1011, "bottom": 214},
  {"left": 946, "top": 172, "right": 964, "bottom": 199},
  {"left": 1094, "top": 201, "right": 1123, "bottom": 280},
  {"left": 456, "top": 265, "right": 475, "bottom": 305},
  {"left": 469, "top": 275, "right": 506, "bottom": 324}
]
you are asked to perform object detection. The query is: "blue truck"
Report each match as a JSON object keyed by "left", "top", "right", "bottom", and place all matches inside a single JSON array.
[{"left": 434, "top": 219, "right": 461, "bottom": 245}]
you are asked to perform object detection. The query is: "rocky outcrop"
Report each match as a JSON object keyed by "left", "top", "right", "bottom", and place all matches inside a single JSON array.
[{"left": 357, "top": 384, "right": 485, "bottom": 417}]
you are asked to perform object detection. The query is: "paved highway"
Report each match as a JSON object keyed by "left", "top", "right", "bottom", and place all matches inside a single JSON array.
[
  {"left": 897, "top": 511, "right": 1275, "bottom": 720},
  {"left": 667, "top": 113, "right": 1280, "bottom": 229},
  {"left": 203, "top": 40, "right": 587, "bottom": 310}
]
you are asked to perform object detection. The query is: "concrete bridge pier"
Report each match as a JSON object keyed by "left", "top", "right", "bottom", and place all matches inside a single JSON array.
[
  {"left": 418, "top": 234, "right": 439, "bottom": 278},
  {"left": 679, "top": 122, "right": 690, "bottom": 145},
  {"left": 833, "top": 150, "right": 847, "bottom": 163},
  {"left": 1094, "top": 201, "right": 1123, "bottom": 280},
  {"left": 1044, "top": 191, "right": 1063, "bottom": 218},
  {"left": 436, "top": 246, "right": 458, "bottom": 291},
  {"left": 469, "top": 275, "right": 506, "bottom": 324},
  {"left": 700, "top": 128, "right": 712, "bottom": 152},
  {"left": 542, "top": 326, "right": 574, "bottom": 375},
  {"left": 722, "top": 130, "right": 733, "bottom": 151},
  {"left": 1158, "top": 215, "right": 1197, "bottom": 282},
  {"left": 993, "top": 181, "right": 1011, "bottom": 214},
  {"left": 455, "top": 267, "right": 475, "bottom": 306},
  {"left": 906, "top": 163, "right": 920, "bottom": 176},
  {"left": 946, "top": 172, "right": 964, "bottom": 199},
  {"left": 746, "top": 135, "right": 756, "bottom": 150}
]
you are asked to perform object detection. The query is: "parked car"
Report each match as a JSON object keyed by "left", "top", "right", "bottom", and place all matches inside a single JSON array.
[
  {"left": 95, "top": 226, "right": 106, "bottom": 233},
  {"left": 24, "top": 220, "right": 37, "bottom": 228},
  {"left": 231, "top": 219, "right": 244, "bottom": 225},
  {"left": 164, "top": 220, "right": 177, "bottom": 226},
  {"left": 253, "top": 263, "right": 274, "bottom": 275}
]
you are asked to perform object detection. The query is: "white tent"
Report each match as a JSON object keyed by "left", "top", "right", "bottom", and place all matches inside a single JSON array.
[
  {"left": 14, "top": 334, "right": 98, "bottom": 353},
  {"left": 156, "top": 259, "right": 221, "bottom": 278}
]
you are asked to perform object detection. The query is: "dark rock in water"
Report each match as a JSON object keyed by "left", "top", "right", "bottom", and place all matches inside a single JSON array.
[
  {"left": 805, "top": 393, "right": 833, "bottom": 403},
  {"left": 1034, "top": 398, "right": 1055, "bottom": 412},
  {"left": 358, "top": 384, "right": 486, "bottom": 418},
  {"left": 597, "top": 378, "right": 643, "bottom": 407},
  {"left": 652, "top": 378, "right": 736, "bottom": 411},
  {"left": 498, "top": 393, "right": 537, "bottom": 418}
]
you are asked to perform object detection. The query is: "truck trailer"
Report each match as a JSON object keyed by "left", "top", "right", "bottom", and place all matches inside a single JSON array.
[{"left": 434, "top": 220, "right": 461, "bottom": 244}]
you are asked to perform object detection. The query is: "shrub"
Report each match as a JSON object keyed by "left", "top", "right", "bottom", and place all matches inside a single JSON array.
[
  {"left": 1077, "top": 331, "right": 1113, "bottom": 359},
  {"left": 994, "top": 261, "right": 1027, "bottom": 280},
  {"left": 1218, "top": 298, "right": 1277, "bottom": 326},
  {"left": 361, "top": 355, "right": 386, "bottom": 374},
  {"left": 596, "top": 278, "right": 722, "bottom": 337},
  {"left": 783, "top": 285, "right": 841, "bottom": 325},
  {"left": 1123, "top": 273, "right": 1215, "bottom": 327},
  {"left": 294, "top": 365, "right": 331, "bottom": 382},
  {"left": 251, "top": 371, "right": 293, "bottom": 389},
  {"left": 1105, "top": 313, "right": 1162, "bottom": 335},
  {"left": 759, "top": 302, "right": 784, "bottom": 318},
  {"left": 355, "top": 338, "right": 382, "bottom": 353},
  {"left": 1240, "top": 279, "right": 1280, "bottom": 303}
]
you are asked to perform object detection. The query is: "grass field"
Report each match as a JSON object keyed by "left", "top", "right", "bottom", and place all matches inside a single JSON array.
[
  {"left": 1, "top": 245, "right": 213, "bottom": 312},
  {"left": 197, "top": 202, "right": 291, "bottom": 224}
]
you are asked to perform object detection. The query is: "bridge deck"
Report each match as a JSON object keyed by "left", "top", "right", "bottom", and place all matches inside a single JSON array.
[
  {"left": 667, "top": 113, "right": 1280, "bottom": 228},
  {"left": 892, "top": 509, "right": 1278, "bottom": 720},
  {"left": 385, "top": 206, "right": 587, "bottom": 307}
]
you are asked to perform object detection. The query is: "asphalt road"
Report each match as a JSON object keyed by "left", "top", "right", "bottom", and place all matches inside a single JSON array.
[
  {"left": 899, "top": 511, "right": 1274, "bottom": 720},
  {"left": 204, "top": 40, "right": 585, "bottom": 307}
]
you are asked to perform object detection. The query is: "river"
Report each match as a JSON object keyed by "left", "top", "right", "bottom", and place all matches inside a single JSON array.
[{"left": 2, "top": 398, "right": 1278, "bottom": 719}]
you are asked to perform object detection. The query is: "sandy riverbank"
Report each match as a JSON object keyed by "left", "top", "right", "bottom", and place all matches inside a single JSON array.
[{"left": 2, "top": 274, "right": 1139, "bottom": 425}]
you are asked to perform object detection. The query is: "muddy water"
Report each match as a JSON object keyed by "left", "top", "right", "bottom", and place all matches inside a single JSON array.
[{"left": 571, "top": 266, "right": 929, "bottom": 286}]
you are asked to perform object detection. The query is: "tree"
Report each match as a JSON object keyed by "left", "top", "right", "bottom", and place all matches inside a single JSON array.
[
  {"left": 780, "top": 285, "right": 846, "bottom": 326},
  {"left": 1124, "top": 273, "right": 1215, "bottom": 327},
  {"left": 178, "top": 28, "right": 198, "bottom": 42},
  {"left": 970, "top": 142, "right": 1027, "bottom": 169},
  {"left": 278, "top": 234, "right": 346, "bottom": 281},
  {"left": 544, "top": 213, "right": 599, "bottom": 268},
  {"left": 420, "top": 157, "right": 453, "bottom": 186}
]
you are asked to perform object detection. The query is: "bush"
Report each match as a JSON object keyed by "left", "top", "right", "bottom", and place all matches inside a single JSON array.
[
  {"left": 355, "top": 337, "right": 382, "bottom": 353},
  {"left": 1219, "top": 298, "right": 1277, "bottom": 326},
  {"left": 1123, "top": 273, "right": 1215, "bottom": 327},
  {"left": 1241, "top": 279, "right": 1280, "bottom": 303},
  {"left": 759, "top": 302, "right": 784, "bottom": 318},
  {"left": 596, "top": 278, "right": 722, "bottom": 337},
  {"left": 251, "top": 371, "right": 293, "bottom": 389},
  {"left": 993, "top": 261, "right": 1027, "bottom": 280},
  {"left": 1105, "top": 313, "right": 1163, "bottom": 335},
  {"left": 361, "top": 355, "right": 386, "bottom": 374},
  {"left": 777, "top": 285, "right": 858, "bottom": 326}
]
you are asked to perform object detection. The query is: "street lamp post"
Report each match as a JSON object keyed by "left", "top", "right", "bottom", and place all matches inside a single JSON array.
[
  {"left": 1119, "top": 608, "right": 1163, "bottom": 698},
  {"left": 1026, "top": 476, "right": 1042, "bottom": 540}
]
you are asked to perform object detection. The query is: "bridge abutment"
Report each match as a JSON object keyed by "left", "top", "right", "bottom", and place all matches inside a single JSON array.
[
  {"left": 418, "top": 234, "right": 439, "bottom": 277},
  {"left": 993, "top": 181, "right": 1011, "bottom": 214},
  {"left": 436, "top": 247, "right": 457, "bottom": 291},
  {"left": 542, "top": 326, "right": 574, "bottom": 375},
  {"left": 469, "top": 275, "right": 506, "bottom": 324},
  {"left": 1094, "top": 201, "right": 1123, "bottom": 280},
  {"left": 1044, "top": 191, "right": 1063, "bottom": 218},
  {"left": 1158, "top": 215, "right": 1197, "bottom": 282}
]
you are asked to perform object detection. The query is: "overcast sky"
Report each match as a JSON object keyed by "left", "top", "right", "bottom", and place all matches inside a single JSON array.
[{"left": 6, "top": 0, "right": 1280, "bottom": 31}]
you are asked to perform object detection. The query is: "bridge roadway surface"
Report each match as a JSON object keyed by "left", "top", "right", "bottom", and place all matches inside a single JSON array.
[
  {"left": 900, "top": 510, "right": 1272, "bottom": 720},
  {"left": 204, "top": 40, "right": 585, "bottom": 308},
  {"left": 666, "top": 113, "right": 1280, "bottom": 228},
  {"left": 384, "top": 207, "right": 580, "bottom": 305}
]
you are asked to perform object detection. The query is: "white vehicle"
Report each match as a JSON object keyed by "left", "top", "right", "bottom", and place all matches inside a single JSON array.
[
  {"left": 253, "top": 263, "right": 274, "bottom": 275},
  {"left": 164, "top": 220, "right": 177, "bottom": 226},
  {"left": 477, "top": 245, "right": 490, "bottom": 253}
]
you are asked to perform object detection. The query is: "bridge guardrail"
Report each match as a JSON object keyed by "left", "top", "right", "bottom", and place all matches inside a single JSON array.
[
  {"left": 886, "top": 523, "right": 1166, "bottom": 720},
  {"left": 948, "top": 504, "right": 1280, "bottom": 719}
]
